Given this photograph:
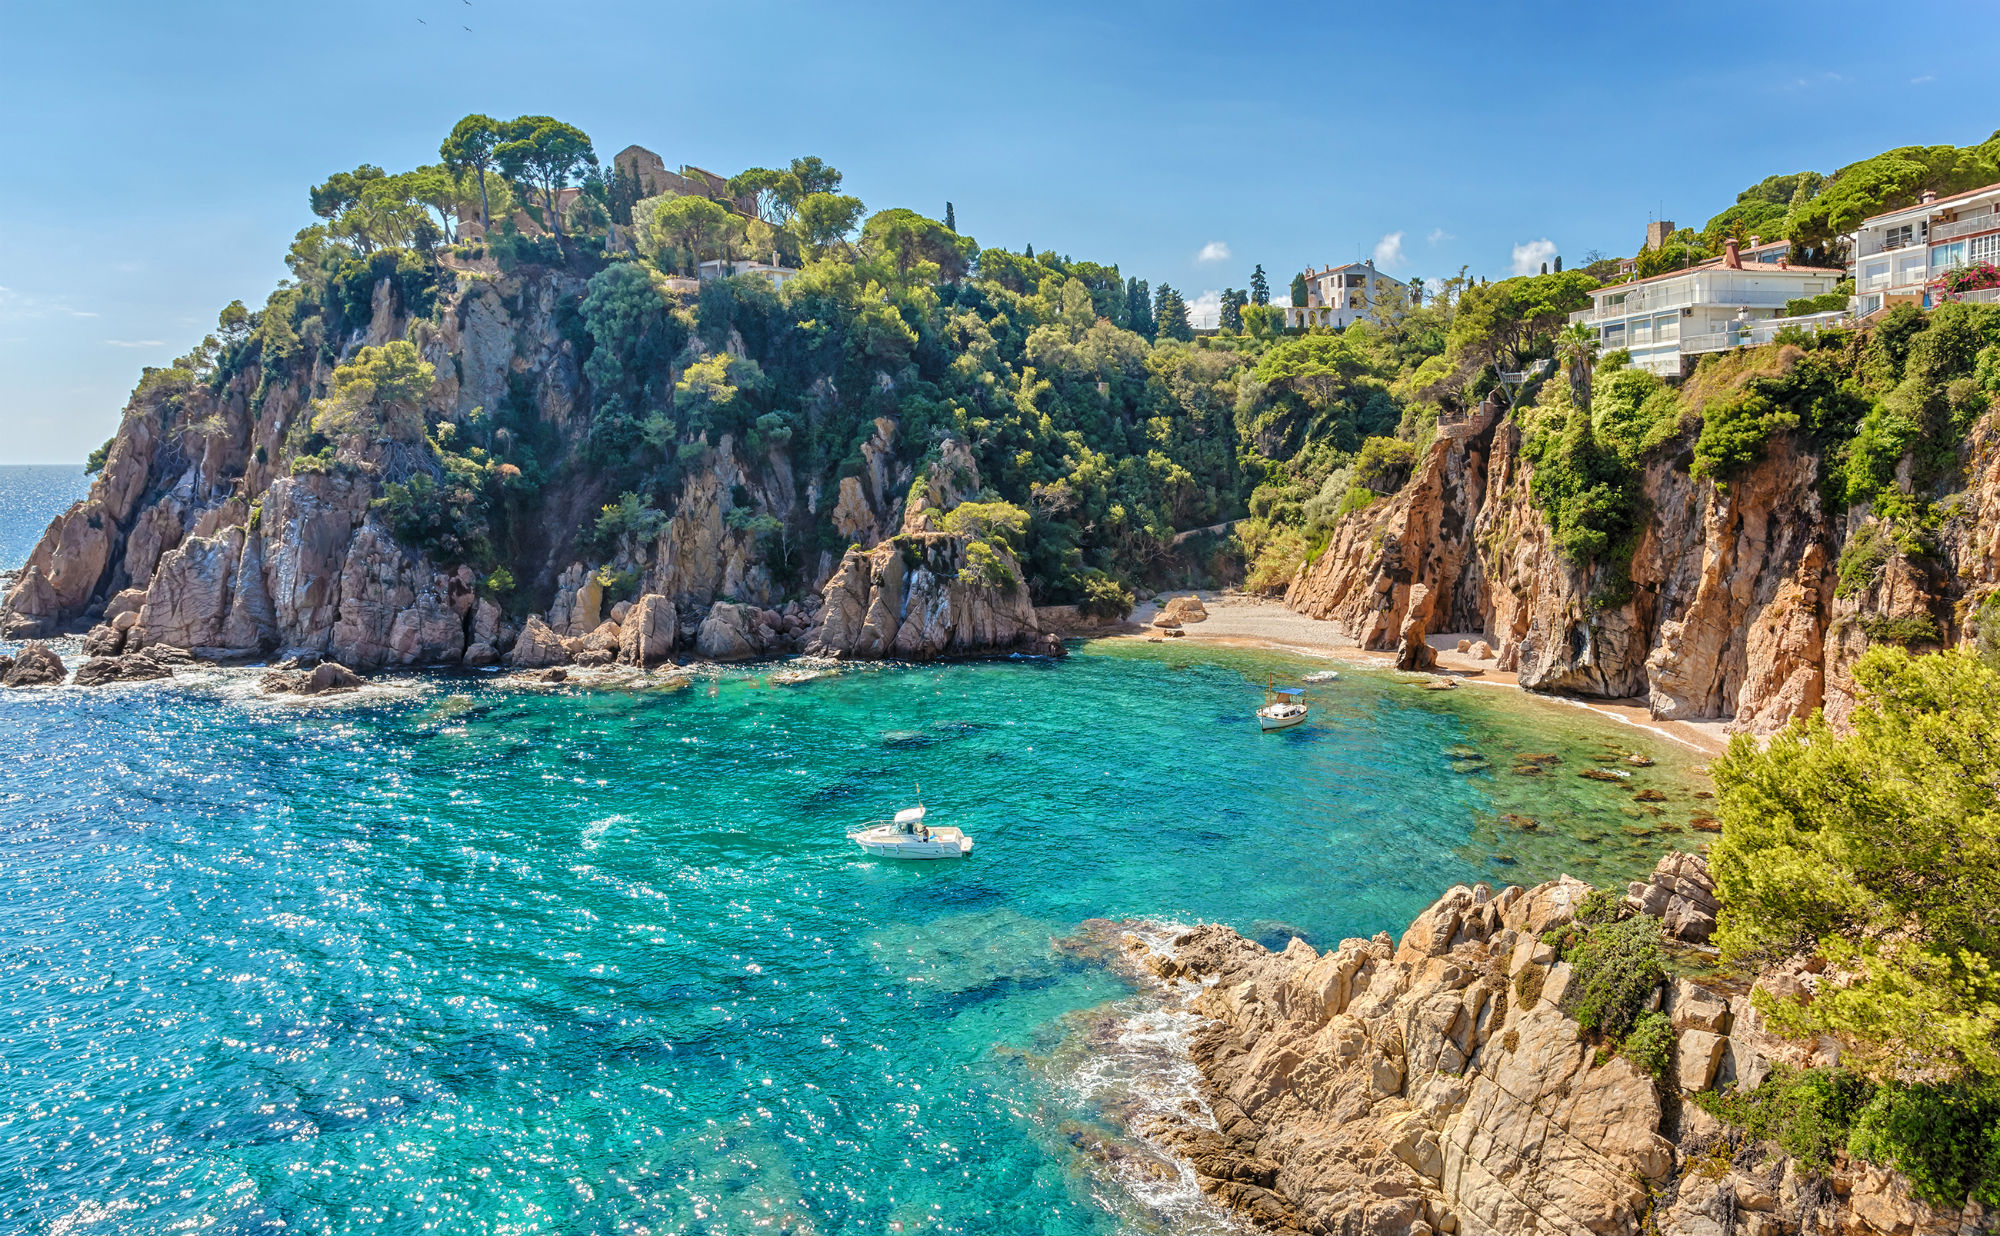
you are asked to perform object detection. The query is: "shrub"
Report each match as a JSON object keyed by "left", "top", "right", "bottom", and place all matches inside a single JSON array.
[
  {"left": 1834, "top": 524, "right": 1891, "bottom": 598},
  {"left": 84, "top": 437, "right": 114, "bottom": 475},
  {"left": 1858, "top": 612, "right": 1940, "bottom": 647},
  {"left": 1693, "top": 1066, "right": 1876, "bottom": 1174},
  {"left": 1514, "top": 963, "right": 1546, "bottom": 1007},
  {"left": 1691, "top": 390, "right": 1798, "bottom": 483},
  {"left": 1622, "top": 1011, "right": 1676, "bottom": 1082},
  {"left": 484, "top": 566, "right": 516, "bottom": 596},
  {"left": 1353, "top": 436, "right": 1417, "bottom": 493},
  {"left": 1559, "top": 915, "right": 1665, "bottom": 1041},
  {"left": 1848, "top": 1079, "right": 2000, "bottom": 1207},
  {"left": 1076, "top": 570, "right": 1134, "bottom": 621}
]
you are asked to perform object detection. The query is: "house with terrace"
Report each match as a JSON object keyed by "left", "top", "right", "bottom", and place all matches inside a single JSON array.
[
  {"left": 1568, "top": 239, "right": 1845, "bottom": 377},
  {"left": 1847, "top": 182, "right": 2000, "bottom": 316},
  {"left": 1283, "top": 260, "right": 1407, "bottom": 329}
]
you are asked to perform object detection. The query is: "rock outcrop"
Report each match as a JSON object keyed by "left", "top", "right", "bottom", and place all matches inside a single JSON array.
[
  {"left": 1623, "top": 851, "right": 1719, "bottom": 943},
  {"left": 72, "top": 651, "right": 175, "bottom": 687},
  {"left": 1, "top": 642, "right": 67, "bottom": 687},
  {"left": 260, "top": 661, "right": 364, "bottom": 696},
  {"left": 1284, "top": 378, "right": 2000, "bottom": 734},
  {"left": 811, "top": 531, "right": 1042, "bottom": 660},
  {"left": 1133, "top": 875, "right": 1990, "bottom": 1236}
]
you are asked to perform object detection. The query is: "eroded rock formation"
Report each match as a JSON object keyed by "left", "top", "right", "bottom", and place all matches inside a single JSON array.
[
  {"left": 1286, "top": 385, "right": 2000, "bottom": 734},
  {"left": 1135, "top": 876, "right": 1992, "bottom": 1236}
]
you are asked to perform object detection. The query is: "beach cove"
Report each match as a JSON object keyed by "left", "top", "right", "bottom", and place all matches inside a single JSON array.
[{"left": 0, "top": 634, "right": 1711, "bottom": 1234}]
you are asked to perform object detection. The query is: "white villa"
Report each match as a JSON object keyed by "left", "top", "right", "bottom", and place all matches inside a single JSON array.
[
  {"left": 1284, "top": 260, "right": 1407, "bottom": 329},
  {"left": 1847, "top": 182, "right": 2000, "bottom": 316},
  {"left": 1569, "top": 239, "right": 1845, "bottom": 376},
  {"left": 698, "top": 257, "right": 801, "bottom": 289}
]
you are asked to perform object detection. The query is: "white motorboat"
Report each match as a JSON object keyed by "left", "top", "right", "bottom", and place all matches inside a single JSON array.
[
  {"left": 850, "top": 805, "right": 974, "bottom": 859},
  {"left": 1258, "top": 685, "right": 1309, "bottom": 731}
]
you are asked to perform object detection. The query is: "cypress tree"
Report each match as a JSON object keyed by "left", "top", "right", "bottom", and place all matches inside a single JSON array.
[
  {"left": 945, "top": 202, "right": 955, "bottom": 232},
  {"left": 1290, "top": 272, "right": 1309, "bottom": 308},
  {"left": 1220, "top": 288, "right": 1245, "bottom": 333},
  {"left": 1127, "top": 278, "right": 1154, "bottom": 340},
  {"left": 1025, "top": 243, "right": 1035, "bottom": 259},
  {"left": 1554, "top": 254, "right": 1562, "bottom": 272},
  {"left": 1250, "top": 264, "right": 1270, "bottom": 306}
]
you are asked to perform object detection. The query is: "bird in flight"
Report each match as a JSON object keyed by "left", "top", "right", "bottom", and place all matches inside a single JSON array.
[
  {"left": 463, "top": 24, "right": 472, "bottom": 30},
  {"left": 417, "top": 16, "right": 426, "bottom": 22}
]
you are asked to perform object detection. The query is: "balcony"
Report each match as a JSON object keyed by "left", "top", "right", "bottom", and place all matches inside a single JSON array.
[
  {"left": 1929, "top": 213, "right": 2000, "bottom": 244},
  {"left": 1679, "top": 310, "right": 1851, "bottom": 356},
  {"left": 1572, "top": 285, "right": 1810, "bottom": 326}
]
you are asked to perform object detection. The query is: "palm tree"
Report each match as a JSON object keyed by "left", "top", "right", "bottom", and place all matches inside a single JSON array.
[{"left": 1556, "top": 323, "right": 1601, "bottom": 410}]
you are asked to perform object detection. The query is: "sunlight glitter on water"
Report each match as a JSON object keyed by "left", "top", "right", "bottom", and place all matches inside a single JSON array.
[{"left": 0, "top": 641, "right": 1705, "bottom": 1233}]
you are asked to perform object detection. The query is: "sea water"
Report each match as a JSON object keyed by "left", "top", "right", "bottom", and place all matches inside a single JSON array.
[
  {"left": 0, "top": 464, "right": 92, "bottom": 570},
  {"left": 0, "top": 638, "right": 1709, "bottom": 1234}
]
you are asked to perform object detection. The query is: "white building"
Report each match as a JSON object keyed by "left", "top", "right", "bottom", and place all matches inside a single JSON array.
[
  {"left": 1847, "top": 182, "right": 2000, "bottom": 316},
  {"left": 1283, "top": 260, "right": 1407, "bottom": 329},
  {"left": 697, "top": 257, "right": 802, "bottom": 289},
  {"left": 1569, "top": 240, "right": 1845, "bottom": 376}
]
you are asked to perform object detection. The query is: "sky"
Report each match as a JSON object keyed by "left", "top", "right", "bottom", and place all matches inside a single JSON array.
[{"left": 0, "top": 0, "right": 1993, "bottom": 463}]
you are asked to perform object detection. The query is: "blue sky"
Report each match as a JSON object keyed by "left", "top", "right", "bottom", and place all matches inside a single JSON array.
[{"left": 0, "top": 0, "right": 1992, "bottom": 462}]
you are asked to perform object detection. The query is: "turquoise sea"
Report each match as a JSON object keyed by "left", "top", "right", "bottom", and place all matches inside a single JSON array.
[{"left": 0, "top": 625, "right": 1711, "bottom": 1234}]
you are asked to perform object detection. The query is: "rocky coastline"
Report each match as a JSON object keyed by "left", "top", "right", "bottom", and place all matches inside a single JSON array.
[
  {"left": 1284, "top": 387, "right": 2000, "bottom": 739},
  {"left": 1115, "top": 861, "right": 1994, "bottom": 1236},
  {"left": 0, "top": 266, "right": 1067, "bottom": 685}
]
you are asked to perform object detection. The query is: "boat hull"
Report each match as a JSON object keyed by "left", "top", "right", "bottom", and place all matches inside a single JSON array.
[
  {"left": 851, "top": 824, "right": 974, "bottom": 859},
  {"left": 1258, "top": 709, "right": 1309, "bottom": 731}
]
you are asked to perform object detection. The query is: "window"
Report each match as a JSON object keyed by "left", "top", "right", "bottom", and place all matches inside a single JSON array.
[
  {"left": 1801, "top": 282, "right": 1823, "bottom": 295},
  {"left": 1932, "top": 241, "right": 1968, "bottom": 271},
  {"left": 1973, "top": 234, "right": 2000, "bottom": 265},
  {"left": 1884, "top": 223, "right": 1916, "bottom": 249},
  {"left": 1631, "top": 318, "right": 1653, "bottom": 344},
  {"left": 1863, "top": 261, "right": 1890, "bottom": 289},
  {"left": 1655, "top": 314, "right": 1679, "bottom": 341}
]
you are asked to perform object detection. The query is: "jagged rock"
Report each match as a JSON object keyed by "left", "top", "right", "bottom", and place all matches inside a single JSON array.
[
  {"left": 696, "top": 602, "right": 762, "bottom": 661},
  {"left": 462, "top": 641, "right": 499, "bottom": 667},
  {"left": 1676, "top": 1028, "right": 1728, "bottom": 1092},
  {"left": 471, "top": 598, "right": 502, "bottom": 648},
  {"left": 0, "top": 565, "right": 62, "bottom": 638},
  {"left": 105, "top": 587, "right": 147, "bottom": 625},
  {"left": 2, "top": 642, "right": 67, "bottom": 687},
  {"left": 1396, "top": 583, "right": 1439, "bottom": 671},
  {"left": 81, "top": 623, "right": 127, "bottom": 658},
  {"left": 575, "top": 619, "right": 623, "bottom": 666},
  {"left": 1150, "top": 612, "right": 1182, "bottom": 629},
  {"left": 506, "top": 615, "right": 571, "bottom": 668},
  {"left": 73, "top": 652, "right": 173, "bottom": 687},
  {"left": 609, "top": 600, "right": 632, "bottom": 624},
  {"left": 617, "top": 593, "right": 678, "bottom": 665},
  {"left": 1624, "top": 851, "right": 1718, "bottom": 942}
]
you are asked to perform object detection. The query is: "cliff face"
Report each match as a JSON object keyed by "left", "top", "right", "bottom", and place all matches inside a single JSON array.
[
  {"left": 0, "top": 268, "right": 1044, "bottom": 670},
  {"left": 1285, "top": 396, "right": 2000, "bottom": 734},
  {"left": 1137, "top": 880, "right": 1991, "bottom": 1236}
]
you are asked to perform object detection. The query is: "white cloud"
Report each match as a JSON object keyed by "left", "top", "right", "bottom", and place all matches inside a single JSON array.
[
  {"left": 1185, "top": 289, "right": 1222, "bottom": 329},
  {"left": 0, "top": 285, "right": 96, "bottom": 321},
  {"left": 1511, "top": 238, "right": 1559, "bottom": 276},
  {"left": 1196, "top": 241, "right": 1231, "bottom": 263},
  {"left": 1912, "top": 74, "right": 1936, "bottom": 84},
  {"left": 106, "top": 339, "right": 165, "bottom": 348},
  {"left": 1427, "top": 227, "right": 1454, "bottom": 244},
  {"left": 1372, "top": 231, "right": 1407, "bottom": 269}
]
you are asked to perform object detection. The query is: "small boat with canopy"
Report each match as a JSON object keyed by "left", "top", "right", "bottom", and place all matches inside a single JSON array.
[
  {"left": 850, "top": 791, "right": 974, "bottom": 859},
  {"left": 1257, "top": 684, "right": 1309, "bottom": 731}
]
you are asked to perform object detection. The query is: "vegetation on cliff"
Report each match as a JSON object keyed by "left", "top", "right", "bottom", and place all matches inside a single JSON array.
[{"left": 1709, "top": 646, "right": 2000, "bottom": 1206}]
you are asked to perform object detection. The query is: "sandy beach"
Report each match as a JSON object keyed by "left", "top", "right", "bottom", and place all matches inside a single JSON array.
[{"left": 1121, "top": 590, "right": 1731, "bottom": 757}]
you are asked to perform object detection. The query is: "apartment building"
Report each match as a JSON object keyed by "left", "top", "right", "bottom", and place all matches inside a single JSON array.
[
  {"left": 1847, "top": 182, "right": 2000, "bottom": 316},
  {"left": 1569, "top": 240, "right": 1844, "bottom": 376}
]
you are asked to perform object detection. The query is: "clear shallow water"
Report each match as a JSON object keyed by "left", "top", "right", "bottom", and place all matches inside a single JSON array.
[
  {"left": 0, "top": 464, "right": 92, "bottom": 570},
  {"left": 0, "top": 642, "right": 1706, "bottom": 1234}
]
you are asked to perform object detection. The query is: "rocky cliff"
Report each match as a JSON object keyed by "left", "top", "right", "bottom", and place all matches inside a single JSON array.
[
  {"left": 1131, "top": 875, "right": 1993, "bottom": 1236},
  {"left": 0, "top": 267, "right": 1048, "bottom": 672},
  {"left": 1285, "top": 379, "right": 2000, "bottom": 735}
]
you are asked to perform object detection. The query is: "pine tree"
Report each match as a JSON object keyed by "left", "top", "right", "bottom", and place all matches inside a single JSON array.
[
  {"left": 1290, "top": 272, "right": 1309, "bottom": 308},
  {"left": 1154, "top": 284, "right": 1193, "bottom": 341},
  {"left": 1127, "top": 278, "right": 1154, "bottom": 340},
  {"left": 1220, "top": 288, "right": 1246, "bottom": 333},
  {"left": 1250, "top": 264, "right": 1270, "bottom": 306},
  {"left": 945, "top": 202, "right": 956, "bottom": 232}
]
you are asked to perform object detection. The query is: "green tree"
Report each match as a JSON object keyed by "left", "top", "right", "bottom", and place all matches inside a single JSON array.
[
  {"left": 944, "top": 201, "right": 956, "bottom": 232},
  {"left": 1447, "top": 270, "right": 1598, "bottom": 369},
  {"left": 1556, "top": 322, "right": 1600, "bottom": 410},
  {"left": 729, "top": 166, "right": 803, "bottom": 224},
  {"left": 1154, "top": 284, "right": 1193, "bottom": 341},
  {"left": 494, "top": 115, "right": 597, "bottom": 238},
  {"left": 1250, "top": 264, "right": 1270, "bottom": 306},
  {"left": 1219, "top": 288, "right": 1247, "bottom": 333},
  {"left": 311, "top": 340, "right": 436, "bottom": 441},
  {"left": 440, "top": 114, "right": 502, "bottom": 232},
  {"left": 1290, "top": 272, "right": 1309, "bottom": 308},
  {"left": 789, "top": 156, "right": 843, "bottom": 197},
  {"left": 861, "top": 208, "right": 970, "bottom": 282},
  {"left": 793, "top": 192, "right": 865, "bottom": 257},
  {"left": 648, "top": 195, "right": 736, "bottom": 274},
  {"left": 1126, "top": 278, "right": 1153, "bottom": 340},
  {"left": 310, "top": 164, "right": 385, "bottom": 222},
  {"left": 1711, "top": 646, "right": 2000, "bottom": 1081}
]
